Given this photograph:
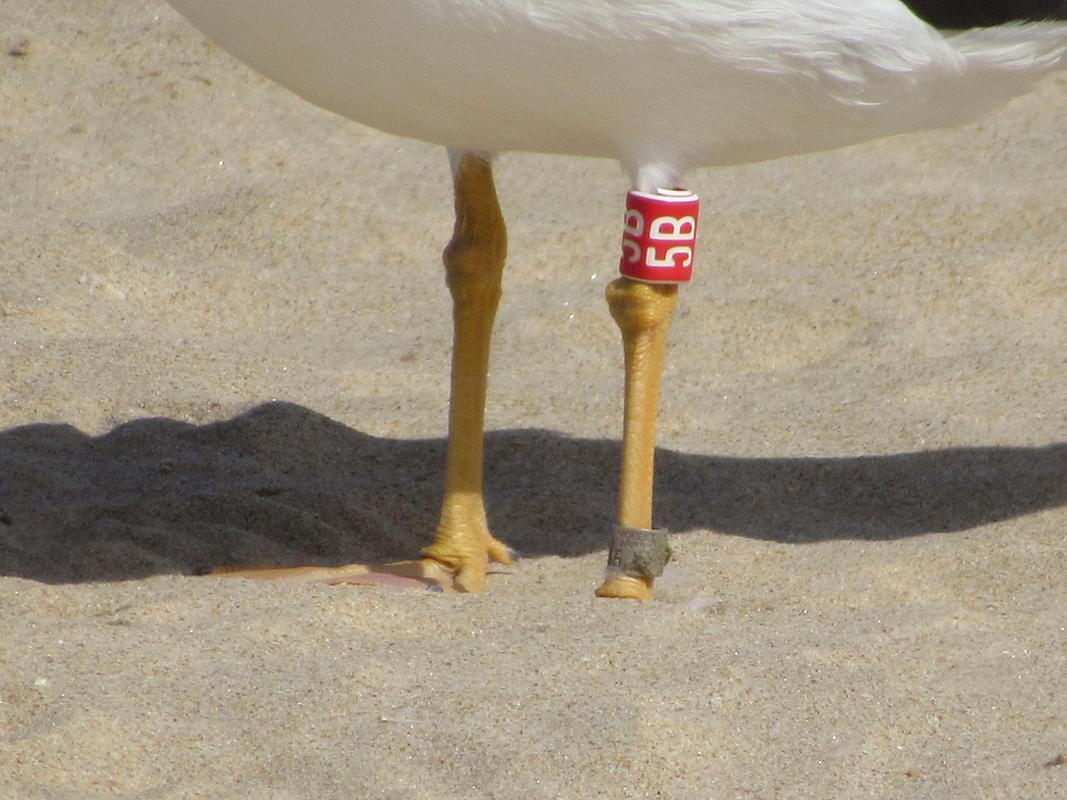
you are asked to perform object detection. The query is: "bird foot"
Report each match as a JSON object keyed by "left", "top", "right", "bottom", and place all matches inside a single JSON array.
[
  {"left": 415, "top": 497, "right": 515, "bottom": 592},
  {"left": 595, "top": 572, "right": 654, "bottom": 601},
  {"left": 418, "top": 526, "right": 514, "bottom": 593}
]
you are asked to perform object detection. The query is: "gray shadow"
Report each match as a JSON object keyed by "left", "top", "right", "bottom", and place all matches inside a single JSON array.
[{"left": 1, "top": 401, "right": 1064, "bottom": 582}]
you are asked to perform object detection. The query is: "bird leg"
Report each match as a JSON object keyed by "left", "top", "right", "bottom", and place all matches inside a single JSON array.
[
  {"left": 595, "top": 278, "right": 678, "bottom": 601},
  {"left": 417, "top": 151, "right": 512, "bottom": 591},
  {"left": 308, "top": 152, "right": 512, "bottom": 591},
  {"left": 208, "top": 153, "right": 511, "bottom": 592}
]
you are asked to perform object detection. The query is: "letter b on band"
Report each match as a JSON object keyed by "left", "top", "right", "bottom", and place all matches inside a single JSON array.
[{"left": 619, "top": 189, "right": 699, "bottom": 284}]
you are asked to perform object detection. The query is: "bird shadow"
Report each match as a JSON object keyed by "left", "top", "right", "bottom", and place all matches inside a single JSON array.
[{"left": 1, "top": 401, "right": 1064, "bottom": 583}]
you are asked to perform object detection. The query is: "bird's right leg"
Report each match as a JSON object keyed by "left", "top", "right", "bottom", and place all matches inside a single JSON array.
[
  {"left": 209, "top": 152, "right": 511, "bottom": 592},
  {"left": 416, "top": 150, "right": 513, "bottom": 591},
  {"left": 315, "top": 150, "right": 512, "bottom": 591}
]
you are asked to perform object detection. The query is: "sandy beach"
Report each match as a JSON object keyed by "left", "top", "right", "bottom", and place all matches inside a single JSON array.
[{"left": 2, "top": 2, "right": 1066, "bottom": 798}]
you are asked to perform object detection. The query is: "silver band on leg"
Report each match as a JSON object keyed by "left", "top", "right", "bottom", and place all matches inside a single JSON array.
[{"left": 606, "top": 525, "right": 671, "bottom": 578}]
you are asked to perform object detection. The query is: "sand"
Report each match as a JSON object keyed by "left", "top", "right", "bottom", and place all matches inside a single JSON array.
[{"left": 2, "top": 2, "right": 1065, "bottom": 798}]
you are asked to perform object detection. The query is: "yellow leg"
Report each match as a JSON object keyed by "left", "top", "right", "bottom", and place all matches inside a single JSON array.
[
  {"left": 209, "top": 152, "right": 511, "bottom": 592},
  {"left": 596, "top": 278, "right": 678, "bottom": 601},
  {"left": 418, "top": 152, "right": 512, "bottom": 591}
]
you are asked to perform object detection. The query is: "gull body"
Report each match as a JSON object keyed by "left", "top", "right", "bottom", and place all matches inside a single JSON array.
[
  {"left": 165, "top": 0, "right": 1067, "bottom": 597},
  {"left": 168, "top": 0, "right": 1067, "bottom": 188}
]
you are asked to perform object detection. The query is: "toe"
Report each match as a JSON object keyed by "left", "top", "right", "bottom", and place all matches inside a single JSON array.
[
  {"left": 452, "top": 559, "right": 487, "bottom": 592},
  {"left": 485, "top": 535, "right": 515, "bottom": 565}
]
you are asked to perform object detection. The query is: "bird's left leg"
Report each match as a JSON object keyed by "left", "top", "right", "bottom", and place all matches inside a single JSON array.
[
  {"left": 595, "top": 187, "right": 698, "bottom": 600},
  {"left": 595, "top": 279, "right": 677, "bottom": 601}
]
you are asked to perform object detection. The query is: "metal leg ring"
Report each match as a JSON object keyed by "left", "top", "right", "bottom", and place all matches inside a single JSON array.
[{"left": 606, "top": 525, "right": 671, "bottom": 579}]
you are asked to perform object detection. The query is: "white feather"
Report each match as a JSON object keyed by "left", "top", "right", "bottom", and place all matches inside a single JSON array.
[{"left": 166, "top": 1, "right": 1067, "bottom": 189}]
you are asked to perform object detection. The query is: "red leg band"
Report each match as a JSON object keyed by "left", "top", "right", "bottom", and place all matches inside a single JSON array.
[{"left": 619, "top": 188, "right": 699, "bottom": 284}]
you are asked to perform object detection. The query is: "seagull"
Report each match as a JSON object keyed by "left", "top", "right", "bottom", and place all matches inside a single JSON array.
[{"left": 166, "top": 0, "right": 1067, "bottom": 600}]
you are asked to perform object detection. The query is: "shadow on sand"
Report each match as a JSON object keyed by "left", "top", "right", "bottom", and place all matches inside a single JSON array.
[{"left": 1, "top": 401, "right": 1064, "bottom": 583}]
